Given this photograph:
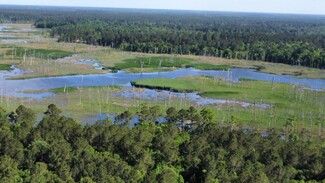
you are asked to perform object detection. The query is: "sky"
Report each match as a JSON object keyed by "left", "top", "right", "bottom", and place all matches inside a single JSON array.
[{"left": 0, "top": 0, "right": 325, "bottom": 15}]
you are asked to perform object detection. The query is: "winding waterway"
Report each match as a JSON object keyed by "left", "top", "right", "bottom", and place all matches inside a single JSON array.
[{"left": 0, "top": 67, "right": 325, "bottom": 100}]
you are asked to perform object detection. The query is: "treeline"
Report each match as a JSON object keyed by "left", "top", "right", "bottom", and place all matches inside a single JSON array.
[
  {"left": 1, "top": 104, "right": 325, "bottom": 182},
  {"left": 50, "top": 21, "right": 325, "bottom": 68},
  {"left": 46, "top": 12, "right": 325, "bottom": 69},
  {"left": 1, "top": 6, "right": 325, "bottom": 68}
]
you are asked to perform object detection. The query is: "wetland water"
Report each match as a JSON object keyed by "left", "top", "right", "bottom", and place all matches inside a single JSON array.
[
  {"left": 0, "top": 25, "right": 29, "bottom": 43},
  {"left": 1, "top": 67, "right": 325, "bottom": 124},
  {"left": 0, "top": 67, "right": 325, "bottom": 100},
  {"left": 0, "top": 25, "right": 8, "bottom": 30}
]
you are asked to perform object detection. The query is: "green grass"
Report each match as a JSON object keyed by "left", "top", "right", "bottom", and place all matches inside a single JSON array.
[
  {"left": 108, "top": 56, "right": 191, "bottom": 70},
  {"left": 0, "top": 45, "right": 11, "bottom": 48},
  {"left": 51, "top": 85, "right": 122, "bottom": 94},
  {"left": 8, "top": 47, "right": 74, "bottom": 60},
  {"left": 131, "top": 77, "right": 302, "bottom": 105},
  {"left": 51, "top": 87, "right": 78, "bottom": 93},
  {"left": 239, "top": 78, "right": 258, "bottom": 81},
  {"left": 0, "top": 64, "right": 12, "bottom": 70},
  {"left": 131, "top": 76, "right": 325, "bottom": 128},
  {"left": 186, "top": 63, "right": 231, "bottom": 70},
  {"left": 107, "top": 56, "right": 231, "bottom": 72}
]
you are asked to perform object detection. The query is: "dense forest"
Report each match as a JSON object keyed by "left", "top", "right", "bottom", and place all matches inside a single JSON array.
[
  {"left": 0, "top": 104, "right": 325, "bottom": 182},
  {"left": 0, "top": 6, "right": 325, "bottom": 68}
]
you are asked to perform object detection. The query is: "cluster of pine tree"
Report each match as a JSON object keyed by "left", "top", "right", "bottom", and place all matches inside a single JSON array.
[{"left": 1, "top": 104, "right": 325, "bottom": 182}]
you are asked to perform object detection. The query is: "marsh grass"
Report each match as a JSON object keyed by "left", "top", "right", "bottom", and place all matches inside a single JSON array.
[
  {"left": 10, "top": 47, "right": 74, "bottom": 60},
  {"left": 108, "top": 56, "right": 232, "bottom": 72},
  {"left": 108, "top": 56, "right": 192, "bottom": 71},
  {"left": 0, "top": 64, "right": 12, "bottom": 70},
  {"left": 131, "top": 76, "right": 325, "bottom": 128},
  {"left": 1, "top": 77, "right": 324, "bottom": 131},
  {"left": 51, "top": 87, "right": 78, "bottom": 93}
]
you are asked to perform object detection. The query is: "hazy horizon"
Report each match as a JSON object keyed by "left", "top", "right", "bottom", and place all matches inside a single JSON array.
[{"left": 0, "top": 0, "right": 324, "bottom": 15}]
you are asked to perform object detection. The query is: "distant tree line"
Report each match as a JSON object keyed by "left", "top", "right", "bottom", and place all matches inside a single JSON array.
[
  {"left": 1, "top": 6, "right": 325, "bottom": 68},
  {"left": 1, "top": 104, "right": 325, "bottom": 182},
  {"left": 50, "top": 21, "right": 325, "bottom": 69}
]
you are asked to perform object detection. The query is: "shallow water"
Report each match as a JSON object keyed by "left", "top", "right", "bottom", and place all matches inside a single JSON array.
[
  {"left": 1, "top": 39, "right": 28, "bottom": 44},
  {"left": 0, "top": 25, "right": 8, "bottom": 31},
  {"left": 0, "top": 25, "right": 28, "bottom": 43},
  {"left": 117, "top": 86, "right": 270, "bottom": 108},
  {"left": 0, "top": 66, "right": 25, "bottom": 79},
  {"left": 76, "top": 59, "right": 105, "bottom": 70},
  {"left": 82, "top": 113, "right": 166, "bottom": 127},
  {"left": 0, "top": 67, "right": 324, "bottom": 100}
]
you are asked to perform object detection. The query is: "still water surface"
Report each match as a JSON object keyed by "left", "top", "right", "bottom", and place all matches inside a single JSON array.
[{"left": 0, "top": 67, "right": 324, "bottom": 99}]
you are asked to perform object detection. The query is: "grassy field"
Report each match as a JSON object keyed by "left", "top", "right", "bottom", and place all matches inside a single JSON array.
[
  {"left": 51, "top": 87, "right": 79, "bottom": 93},
  {"left": 106, "top": 56, "right": 232, "bottom": 72},
  {"left": 11, "top": 47, "right": 74, "bottom": 60},
  {"left": 0, "top": 64, "right": 12, "bottom": 70},
  {"left": 132, "top": 76, "right": 325, "bottom": 129}
]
